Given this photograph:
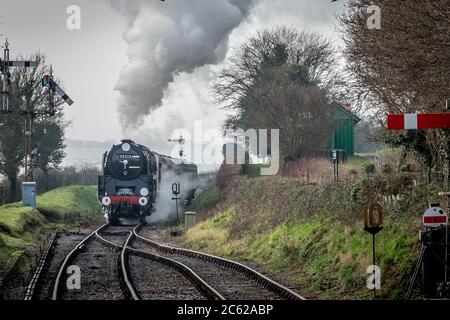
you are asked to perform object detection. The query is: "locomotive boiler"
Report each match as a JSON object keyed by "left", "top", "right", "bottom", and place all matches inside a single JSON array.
[{"left": 98, "top": 140, "right": 198, "bottom": 224}]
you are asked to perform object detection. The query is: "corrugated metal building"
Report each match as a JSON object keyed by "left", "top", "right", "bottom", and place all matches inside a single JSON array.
[{"left": 330, "top": 103, "right": 361, "bottom": 156}]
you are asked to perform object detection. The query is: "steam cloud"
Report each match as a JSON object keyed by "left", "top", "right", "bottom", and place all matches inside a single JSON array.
[
  {"left": 147, "top": 165, "right": 197, "bottom": 224},
  {"left": 109, "top": 0, "right": 254, "bottom": 128}
]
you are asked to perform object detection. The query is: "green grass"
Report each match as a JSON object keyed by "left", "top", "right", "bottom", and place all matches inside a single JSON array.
[
  {"left": 184, "top": 169, "right": 433, "bottom": 299},
  {"left": 243, "top": 164, "right": 271, "bottom": 178},
  {"left": 343, "top": 155, "right": 372, "bottom": 172},
  {"left": 0, "top": 185, "right": 102, "bottom": 272},
  {"left": 0, "top": 205, "right": 45, "bottom": 236},
  {"left": 186, "top": 210, "right": 420, "bottom": 299},
  {"left": 37, "top": 185, "right": 102, "bottom": 221},
  {"left": 188, "top": 184, "right": 222, "bottom": 211}
]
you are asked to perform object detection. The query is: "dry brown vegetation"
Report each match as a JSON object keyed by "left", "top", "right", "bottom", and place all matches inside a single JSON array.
[{"left": 186, "top": 161, "right": 441, "bottom": 299}]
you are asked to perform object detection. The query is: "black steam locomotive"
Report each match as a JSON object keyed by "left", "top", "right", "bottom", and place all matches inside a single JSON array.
[{"left": 98, "top": 140, "right": 198, "bottom": 224}]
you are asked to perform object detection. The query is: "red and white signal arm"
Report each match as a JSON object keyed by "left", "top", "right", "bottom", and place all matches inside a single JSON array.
[
  {"left": 423, "top": 207, "right": 448, "bottom": 228},
  {"left": 387, "top": 113, "right": 450, "bottom": 130}
]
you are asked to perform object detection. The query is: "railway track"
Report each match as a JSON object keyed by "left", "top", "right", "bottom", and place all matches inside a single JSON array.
[
  {"left": 49, "top": 223, "right": 305, "bottom": 300},
  {"left": 51, "top": 224, "right": 128, "bottom": 300},
  {"left": 52, "top": 224, "right": 222, "bottom": 300},
  {"left": 133, "top": 225, "right": 305, "bottom": 300},
  {"left": 24, "top": 232, "right": 58, "bottom": 300}
]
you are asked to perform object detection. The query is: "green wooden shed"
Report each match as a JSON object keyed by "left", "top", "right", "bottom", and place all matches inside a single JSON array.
[{"left": 330, "top": 103, "right": 361, "bottom": 156}]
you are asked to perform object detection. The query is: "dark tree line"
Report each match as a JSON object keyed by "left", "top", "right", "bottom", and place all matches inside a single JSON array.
[{"left": 0, "top": 166, "right": 101, "bottom": 203}]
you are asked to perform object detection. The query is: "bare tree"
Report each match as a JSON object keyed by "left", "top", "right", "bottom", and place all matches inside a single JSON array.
[
  {"left": 214, "top": 26, "right": 341, "bottom": 161},
  {"left": 245, "top": 66, "right": 334, "bottom": 160},
  {"left": 215, "top": 26, "right": 344, "bottom": 113},
  {"left": 339, "top": 0, "right": 449, "bottom": 114},
  {"left": 339, "top": 0, "right": 450, "bottom": 169}
]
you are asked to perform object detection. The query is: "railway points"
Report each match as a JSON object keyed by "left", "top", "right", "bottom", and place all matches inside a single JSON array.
[{"left": 34, "top": 223, "right": 303, "bottom": 301}]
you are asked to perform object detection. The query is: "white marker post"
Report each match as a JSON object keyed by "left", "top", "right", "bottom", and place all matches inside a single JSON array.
[
  {"left": 422, "top": 206, "right": 448, "bottom": 297},
  {"left": 423, "top": 207, "right": 448, "bottom": 228}
]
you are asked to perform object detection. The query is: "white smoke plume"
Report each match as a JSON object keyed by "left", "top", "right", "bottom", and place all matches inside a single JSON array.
[
  {"left": 147, "top": 163, "right": 198, "bottom": 224},
  {"left": 109, "top": 0, "right": 254, "bottom": 128}
]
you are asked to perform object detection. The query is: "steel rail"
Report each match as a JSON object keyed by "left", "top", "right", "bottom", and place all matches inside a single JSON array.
[
  {"left": 94, "top": 225, "right": 140, "bottom": 299},
  {"left": 96, "top": 225, "right": 224, "bottom": 300},
  {"left": 24, "top": 232, "right": 58, "bottom": 300},
  {"left": 119, "top": 231, "right": 141, "bottom": 300},
  {"left": 133, "top": 225, "right": 306, "bottom": 300},
  {"left": 51, "top": 223, "right": 110, "bottom": 300}
]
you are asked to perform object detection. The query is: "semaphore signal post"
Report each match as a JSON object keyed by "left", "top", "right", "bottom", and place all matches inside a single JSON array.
[
  {"left": 387, "top": 111, "right": 450, "bottom": 299},
  {"left": 0, "top": 39, "right": 74, "bottom": 189},
  {"left": 1, "top": 38, "right": 37, "bottom": 112},
  {"left": 387, "top": 113, "right": 450, "bottom": 130}
]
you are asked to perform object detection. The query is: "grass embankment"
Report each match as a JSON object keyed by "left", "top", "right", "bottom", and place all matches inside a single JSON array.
[
  {"left": 184, "top": 166, "right": 438, "bottom": 299},
  {"left": 0, "top": 185, "right": 102, "bottom": 274}
]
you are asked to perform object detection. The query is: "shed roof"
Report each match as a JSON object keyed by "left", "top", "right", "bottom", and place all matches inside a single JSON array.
[{"left": 332, "top": 102, "right": 361, "bottom": 124}]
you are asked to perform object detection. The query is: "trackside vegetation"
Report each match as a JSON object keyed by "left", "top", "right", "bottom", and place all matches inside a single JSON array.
[
  {"left": 0, "top": 185, "right": 102, "bottom": 275},
  {"left": 184, "top": 159, "right": 439, "bottom": 299}
]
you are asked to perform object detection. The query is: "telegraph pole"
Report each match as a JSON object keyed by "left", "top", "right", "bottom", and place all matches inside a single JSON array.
[
  {"left": 1, "top": 38, "right": 10, "bottom": 111},
  {"left": 168, "top": 135, "right": 186, "bottom": 159},
  {"left": 1, "top": 39, "right": 38, "bottom": 111},
  {"left": 1, "top": 39, "right": 73, "bottom": 183},
  {"left": 1, "top": 39, "right": 38, "bottom": 182},
  {"left": 24, "top": 106, "right": 33, "bottom": 181}
]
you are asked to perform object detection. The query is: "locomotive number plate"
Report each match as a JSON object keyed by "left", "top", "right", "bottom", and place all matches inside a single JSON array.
[
  {"left": 117, "top": 188, "right": 133, "bottom": 196},
  {"left": 119, "top": 154, "right": 133, "bottom": 159}
]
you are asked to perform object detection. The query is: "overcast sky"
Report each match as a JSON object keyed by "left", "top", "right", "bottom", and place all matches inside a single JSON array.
[{"left": 0, "top": 0, "right": 345, "bottom": 163}]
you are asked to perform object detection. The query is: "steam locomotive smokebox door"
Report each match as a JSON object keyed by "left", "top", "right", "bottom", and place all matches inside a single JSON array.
[{"left": 22, "top": 182, "right": 37, "bottom": 209}]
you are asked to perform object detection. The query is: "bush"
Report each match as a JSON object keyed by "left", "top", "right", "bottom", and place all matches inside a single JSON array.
[
  {"left": 216, "top": 164, "right": 243, "bottom": 191},
  {"left": 351, "top": 185, "right": 361, "bottom": 203},
  {"left": 400, "top": 163, "right": 413, "bottom": 173},
  {"left": 0, "top": 165, "right": 101, "bottom": 204},
  {"left": 189, "top": 185, "right": 222, "bottom": 211},
  {"left": 362, "top": 163, "right": 376, "bottom": 176},
  {"left": 381, "top": 164, "right": 392, "bottom": 174}
]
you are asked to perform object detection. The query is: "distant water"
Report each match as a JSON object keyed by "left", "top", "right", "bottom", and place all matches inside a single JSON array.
[
  {"left": 1, "top": 139, "right": 220, "bottom": 180},
  {"left": 63, "top": 139, "right": 114, "bottom": 168}
]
